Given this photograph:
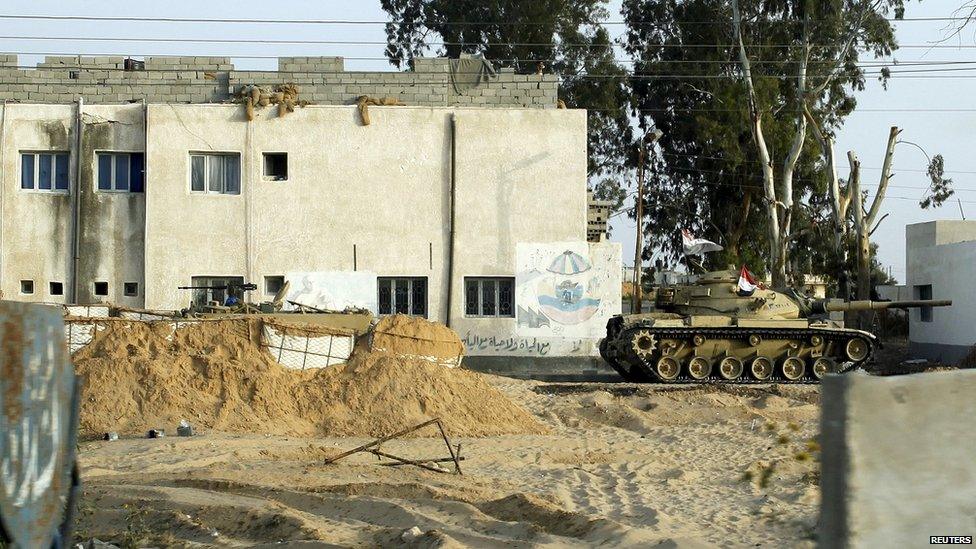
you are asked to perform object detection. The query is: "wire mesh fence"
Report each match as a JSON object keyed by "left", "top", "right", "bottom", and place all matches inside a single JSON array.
[{"left": 260, "top": 322, "right": 354, "bottom": 370}]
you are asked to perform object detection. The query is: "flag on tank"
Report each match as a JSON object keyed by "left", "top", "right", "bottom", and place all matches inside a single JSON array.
[
  {"left": 681, "top": 229, "right": 723, "bottom": 256},
  {"left": 737, "top": 265, "right": 762, "bottom": 296}
]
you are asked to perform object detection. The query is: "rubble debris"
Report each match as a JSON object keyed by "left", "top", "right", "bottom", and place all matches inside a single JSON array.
[
  {"left": 177, "top": 419, "right": 194, "bottom": 437},
  {"left": 324, "top": 418, "right": 463, "bottom": 474},
  {"left": 147, "top": 429, "right": 165, "bottom": 438},
  {"left": 102, "top": 432, "right": 118, "bottom": 441}
]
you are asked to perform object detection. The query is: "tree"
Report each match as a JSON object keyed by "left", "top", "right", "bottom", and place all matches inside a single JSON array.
[
  {"left": 380, "top": 0, "right": 634, "bottom": 181},
  {"left": 623, "top": 0, "right": 905, "bottom": 285},
  {"left": 845, "top": 128, "right": 953, "bottom": 303}
]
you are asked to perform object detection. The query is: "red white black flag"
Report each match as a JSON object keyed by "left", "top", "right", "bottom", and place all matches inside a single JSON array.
[{"left": 737, "top": 265, "right": 762, "bottom": 296}]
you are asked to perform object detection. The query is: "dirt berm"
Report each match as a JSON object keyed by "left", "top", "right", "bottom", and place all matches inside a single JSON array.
[{"left": 73, "top": 317, "right": 546, "bottom": 438}]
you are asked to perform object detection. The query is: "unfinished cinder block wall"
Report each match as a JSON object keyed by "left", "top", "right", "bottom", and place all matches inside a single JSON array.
[{"left": 0, "top": 55, "right": 559, "bottom": 108}]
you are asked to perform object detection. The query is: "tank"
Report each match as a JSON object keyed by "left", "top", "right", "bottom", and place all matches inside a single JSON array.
[{"left": 600, "top": 269, "right": 951, "bottom": 383}]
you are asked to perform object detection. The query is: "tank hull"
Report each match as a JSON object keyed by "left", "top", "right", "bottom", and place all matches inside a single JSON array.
[{"left": 599, "top": 314, "right": 876, "bottom": 384}]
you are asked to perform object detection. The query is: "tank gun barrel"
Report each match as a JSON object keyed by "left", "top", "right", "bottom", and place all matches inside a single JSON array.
[{"left": 818, "top": 299, "right": 952, "bottom": 313}]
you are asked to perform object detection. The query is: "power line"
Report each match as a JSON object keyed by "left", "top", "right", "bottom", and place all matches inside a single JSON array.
[
  {"left": 7, "top": 50, "right": 976, "bottom": 69},
  {"left": 0, "top": 14, "right": 972, "bottom": 25},
  {"left": 8, "top": 62, "right": 976, "bottom": 80},
  {"left": 6, "top": 35, "right": 976, "bottom": 49}
]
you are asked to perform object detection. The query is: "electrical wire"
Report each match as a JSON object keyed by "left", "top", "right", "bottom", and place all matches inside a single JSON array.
[
  {"left": 6, "top": 34, "right": 976, "bottom": 49},
  {"left": 0, "top": 14, "right": 971, "bottom": 25}
]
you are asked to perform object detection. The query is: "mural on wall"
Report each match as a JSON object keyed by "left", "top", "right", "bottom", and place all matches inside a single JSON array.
[
  {"left": 284, "top": 271, "right": 378, "bottom": 312},
  {"left": 515, "top": 242, "right": 622, "bottom": 339}
]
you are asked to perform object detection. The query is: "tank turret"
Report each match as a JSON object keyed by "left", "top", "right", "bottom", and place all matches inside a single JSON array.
[{"left": 600, "top": 268, "right": 952, "bottom": 384}]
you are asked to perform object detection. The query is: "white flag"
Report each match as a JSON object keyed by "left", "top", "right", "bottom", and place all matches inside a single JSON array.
[{"left": 681, "top": 229, "right": 723, "bottom": 256}]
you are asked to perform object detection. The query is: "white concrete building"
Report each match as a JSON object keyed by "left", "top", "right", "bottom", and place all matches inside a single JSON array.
[
  {"left": 0, "top": 101, "right": 621, "bottom": 372},
  {"left": 905, "top": 220, "right": 976, "bottom": 363}
]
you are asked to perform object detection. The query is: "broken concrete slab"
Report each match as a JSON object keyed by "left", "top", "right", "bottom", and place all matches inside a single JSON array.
[{"left": 820, "top": 370, "right": 976, "bottom": 548}]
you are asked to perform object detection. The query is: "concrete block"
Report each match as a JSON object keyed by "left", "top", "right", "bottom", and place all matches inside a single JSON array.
[{"left": 820, "top": 370, "right": 976, "bottom": 548}]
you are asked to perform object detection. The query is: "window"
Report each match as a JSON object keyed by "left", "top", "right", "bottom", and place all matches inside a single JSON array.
[
  {"left": 123, "top": 282, "right": 139, "bottom": 297},
  {"left": 264, "top": 275, "right": 285, "bottom": 295},
  {"left": 190, "top": 276, "right": 245, "bottom": 307},
  {"left": 20, "top": 280, "right": 33, "bottom": 295},
  {"left": 263, "top": 153, "right": 288, "bottom": 181},
  {"left": 97, "top": 152, "right": 144, "bottom": 192},
  {"left": 914, "top": 284, "right": 934, "bottom": 322},
  {"left": 190, "top": 153, "right": 241, "bottom": 195},
  {"left": 49, "top": 282, "right": 64, "bottom": 296},
  {"left": 465, "top": 277, "right": 515, "bottom": 317},
  {"left": 21, "top": 152, "right": 69, "bottom": 192},
  {"left": 378, "top": 277, "right": 427, "bottom": 317},
  {"left": 93, "top": 282, "right": 109, "bottom": 296}
]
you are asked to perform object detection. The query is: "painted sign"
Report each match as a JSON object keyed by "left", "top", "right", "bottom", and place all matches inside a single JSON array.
[
  {"left": 516, "top": 242, "right": 621, "bottom": 339},
  {"left": 460, "top": 331, "right": 598, "bottom": 357},
  {"left": 284, "top": 271, "right": 378, "bottom": 313}
]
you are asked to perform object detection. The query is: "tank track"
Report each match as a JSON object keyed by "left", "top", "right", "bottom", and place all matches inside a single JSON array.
[{"left": 601, "top": 325, "right": 874, "bottom": 385}]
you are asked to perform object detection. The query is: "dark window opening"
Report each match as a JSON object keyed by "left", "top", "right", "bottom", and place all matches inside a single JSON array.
[
  {"left": 190, "top": 276, "right": 245, "bottom": 307},
  {"left": 265, "top": 275, "right": 285, "bottom": 295},
  {"left": 123, "top": 58, "right": 145, "bottom": 71},
  {"left": 49, "top": 282, "right": 64, "bottom": 296},
  {"left": 378, "top": 277, "right": 427, "bottom": 318},
  {"left": 20, "top": 152, "right": 69, "bottom": 192},
  {"left": 97, "top": 152, "right": 144, "bottom": 192},
  {"left": 464, "top": 277, "right": 515, "bottom": 318},
  {"left": 123, "top": 282, "right": 139, "bottom": 297},
  {"left": 93, "top": 282, "right": 109, "bottom": 296},
  {"left": 20, "top": 280, "right": 34, "bottom": 295},
  {"left": 263, "top": 153, "right": 288, "bottom": 181},
  {"left": 914, "top": 284, "right": 934, "bottom": 322}
]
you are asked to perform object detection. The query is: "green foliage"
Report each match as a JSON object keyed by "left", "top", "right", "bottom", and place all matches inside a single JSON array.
[
  {"left": 620, "top": 0, "right": 904, "bottom": 272},
  {"left": 380, "top": 0, "right": 634, "bottom": 179},
  {"left": 921, "top": 154, "right": 954, "bottom": 209}
]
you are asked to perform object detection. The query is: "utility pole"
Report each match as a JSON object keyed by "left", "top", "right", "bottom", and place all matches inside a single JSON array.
[
  {"left": 632, "top": 145, "right": 645, "bottom": 314},
  {"left": 632, "top": 128, "right": 663, "bottom": 314}
]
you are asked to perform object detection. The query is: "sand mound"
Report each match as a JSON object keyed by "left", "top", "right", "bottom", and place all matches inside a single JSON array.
[
  {"left": 73, "top": 319, "right": 545, "bottom": 438},
  {"left": 370, "top": 314, "right": 464, "bottom": 362}
]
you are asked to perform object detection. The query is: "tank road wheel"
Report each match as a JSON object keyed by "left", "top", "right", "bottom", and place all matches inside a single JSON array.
[
  {"left": 655, "top": 356, "right": 681, "bottom": 381},
  {"left": 845, "top": 337, "right": 870, "bottom": 362},
  {"left": 750, "top": 356, "right": 774, "bottom": 381},
  {"left": 718, "top": 356, "right": 744, "bottom": 380},
  {"left": 631, "top": 330, "right": 657, "bottom": 360},
  {"left": 781, "top": 357, "right": 806, "bottom": 381},
  {"left": 687, "top": 356, "right": 712, "bottom": 380},
  {"left": 812, "top": 357, "right": 837, "bottom": 380}
]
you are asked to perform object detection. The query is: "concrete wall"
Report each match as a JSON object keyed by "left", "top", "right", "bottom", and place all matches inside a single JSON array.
[
  {"left": 905, "top": 221, "right": 976, "bottom": 363},
  {"left": 0, "top": 103, "right": 146, "bottom": 306},
  {"left": 820, "top": 370, "right": 976, "bottom": 548},
  {"left": 76, "top": 104, "right": 146, "bottom": 307},
  {"left": 0, "top": 55, "right": 558, "bottom": 108},
  {"left": 0, "top": 103, "right": 73, "bottom": 302},
  {"left": 144, "top": 104, "right": 587, "bottom": 318}
]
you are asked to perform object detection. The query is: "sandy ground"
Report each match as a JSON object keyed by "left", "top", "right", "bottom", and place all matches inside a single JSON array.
[{"left": 74, "top": 377, "right": 823, "bottom": 548}]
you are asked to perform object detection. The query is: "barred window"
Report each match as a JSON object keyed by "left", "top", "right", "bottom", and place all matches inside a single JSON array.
[
  {"left": 464, "top": 277, "right": 515, "bottom": 318},
  {"left": 378, "top": 277, "right": 427, "bottom": 318}
]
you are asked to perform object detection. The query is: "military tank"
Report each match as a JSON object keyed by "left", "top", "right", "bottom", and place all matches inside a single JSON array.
[{"left": 600, "top": 268, "right": 951, "bottom": 383}]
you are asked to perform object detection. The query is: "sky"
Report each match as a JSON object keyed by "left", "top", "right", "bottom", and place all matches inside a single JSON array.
[{"left": 2, "top": 0, "right": 974, "bottom": 283}]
